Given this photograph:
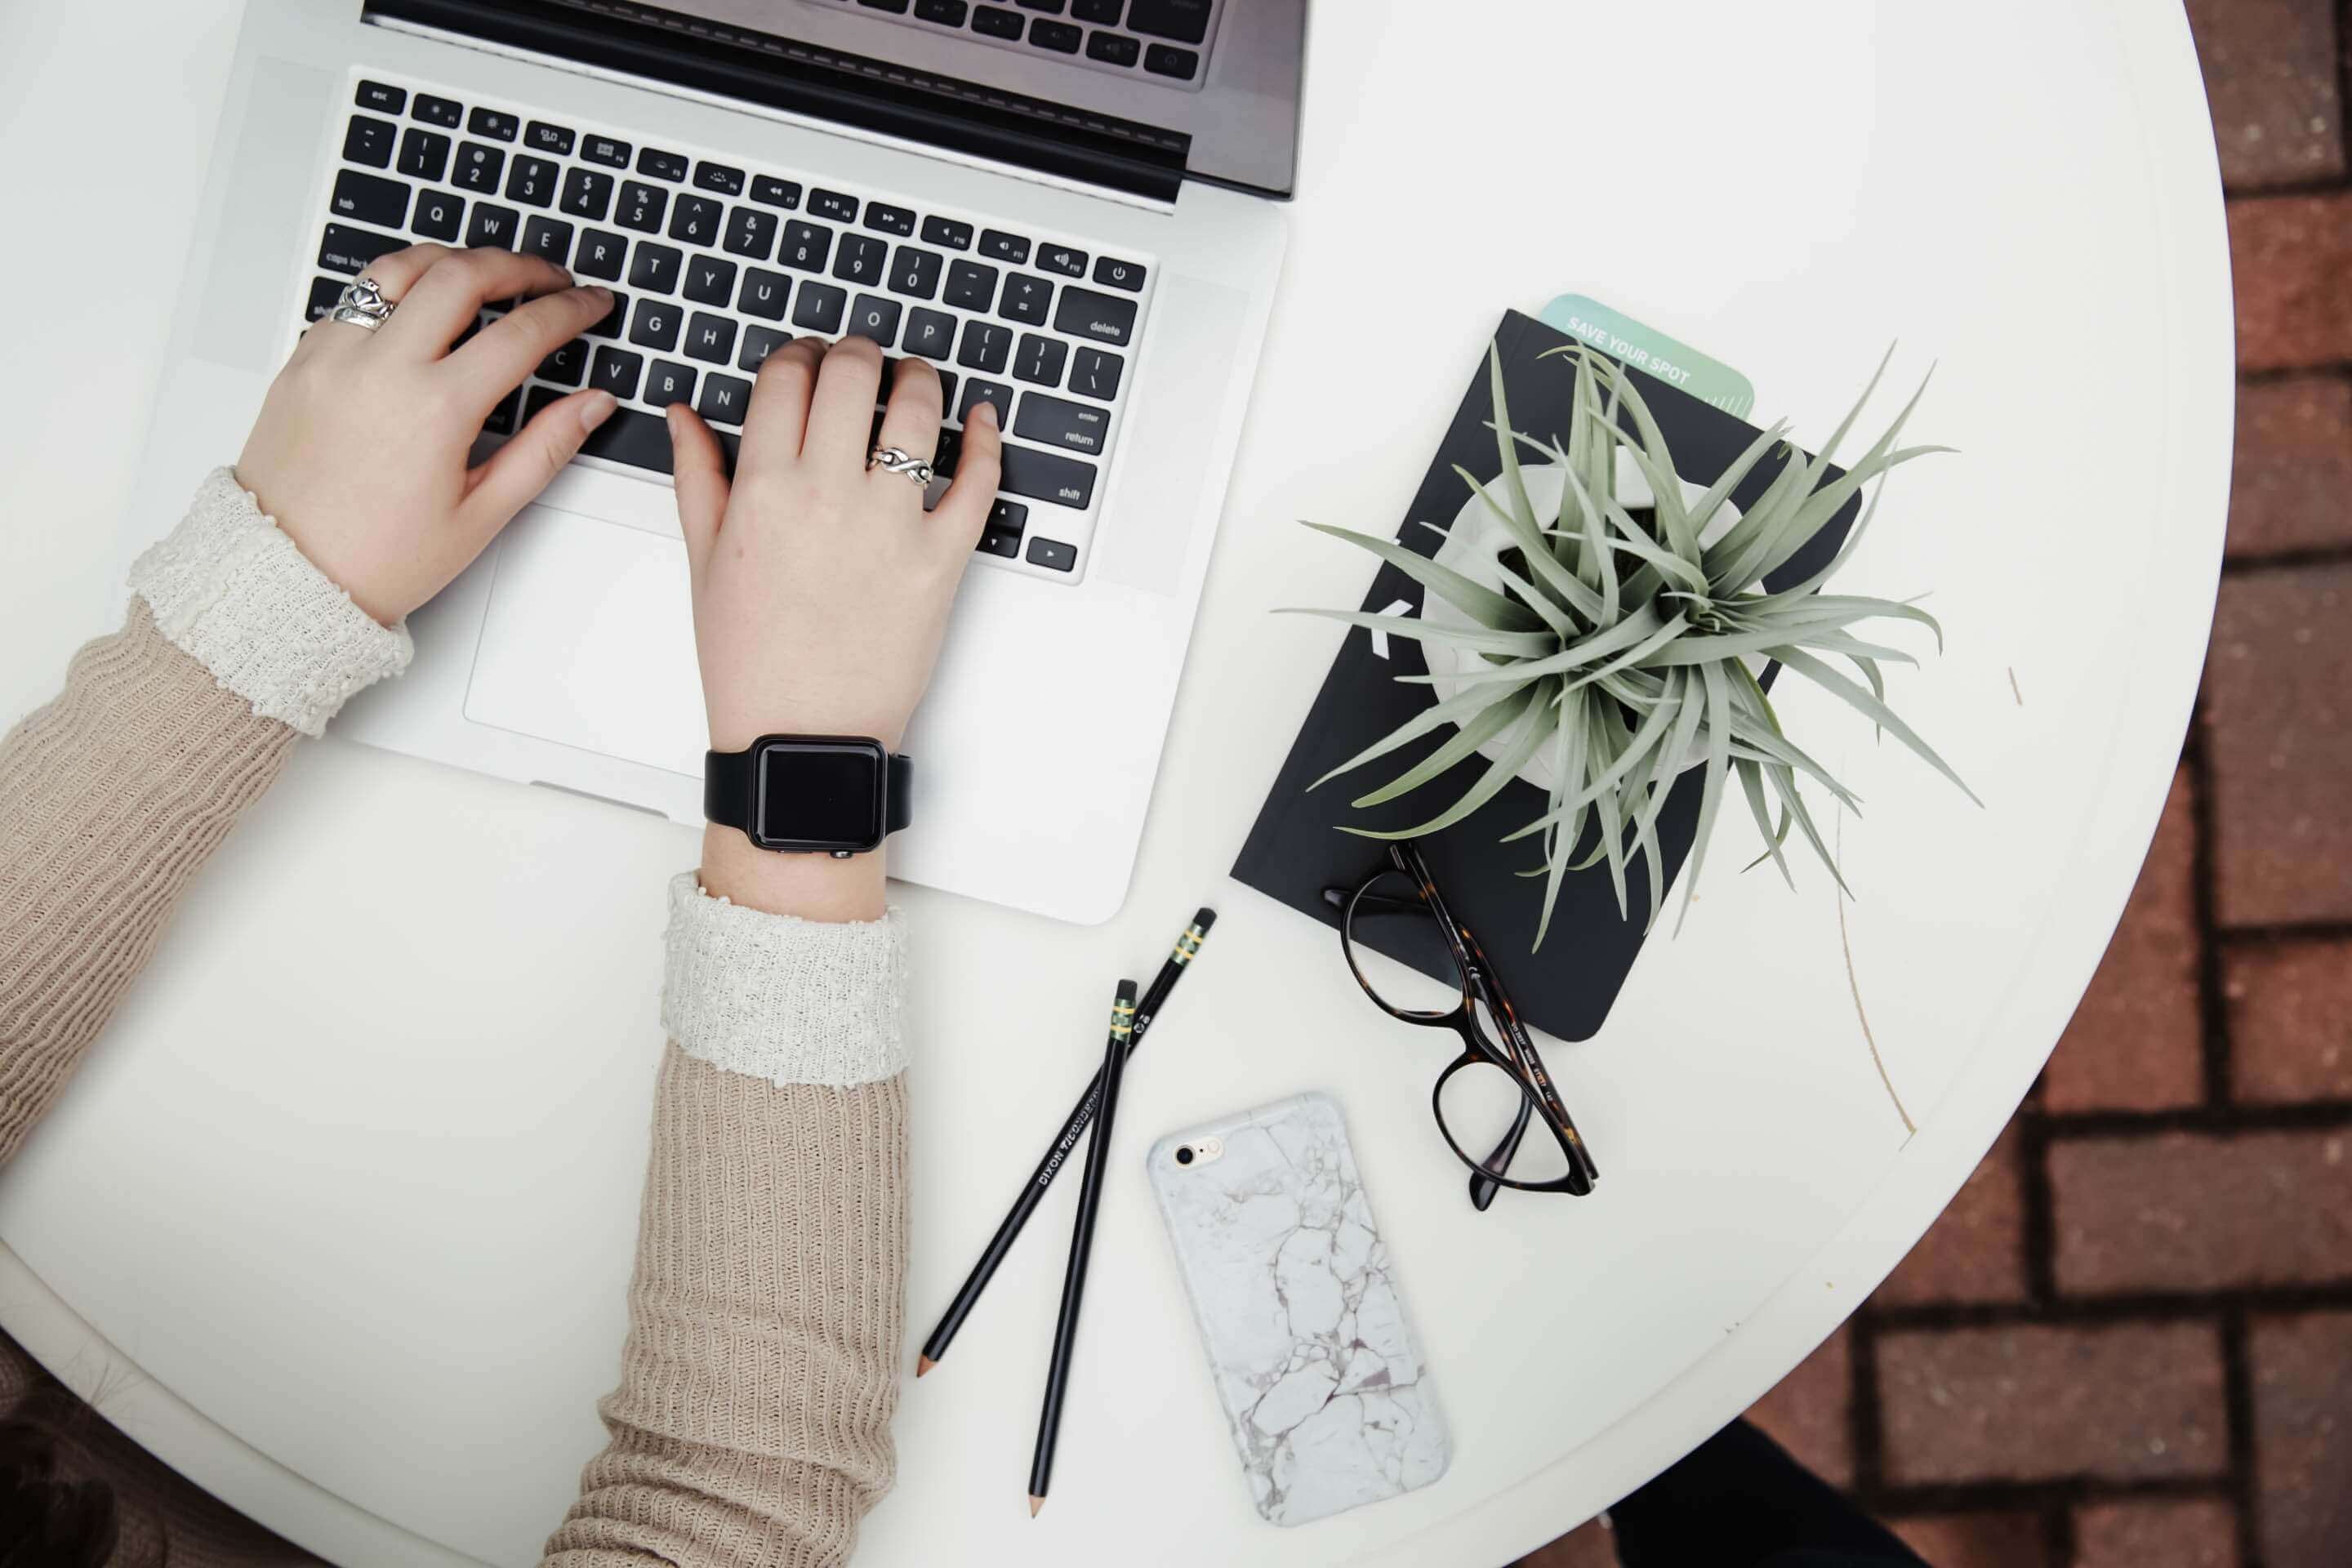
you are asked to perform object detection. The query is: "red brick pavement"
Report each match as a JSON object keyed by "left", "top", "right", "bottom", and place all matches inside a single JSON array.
[{"left": 1517, "top": 5, "right": 2352, "bottom": 1565}]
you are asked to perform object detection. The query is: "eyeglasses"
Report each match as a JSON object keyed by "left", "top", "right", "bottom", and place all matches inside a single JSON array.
[{"left": 1324, "top": 840, "right": 1600, "bottom": 1209}]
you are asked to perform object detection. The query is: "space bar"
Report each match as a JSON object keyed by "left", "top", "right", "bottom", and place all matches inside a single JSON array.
[{"left": 563, "top": 403, "right": 739, "bottom": 476}]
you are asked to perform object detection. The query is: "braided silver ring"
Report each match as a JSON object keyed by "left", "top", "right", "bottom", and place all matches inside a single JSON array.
[
  {"left": 866, "top": 445, "right": 934, "bottom": 488},
  {"left": 327, "top": 275, "right": 396, "bottom": 333}
]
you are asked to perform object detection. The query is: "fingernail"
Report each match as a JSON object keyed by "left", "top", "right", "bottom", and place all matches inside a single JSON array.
[
  {"left": 664, "top": 403, "right": 682, "bottom": 441},
  {"left": 972, "top": 399, "right": 1000, "bottom": 430},
  {"left": 581, "top": 390, "right": 617, "bottom": 433},
  {"left": 585, "top": 284, "right": 612, "bottom": 300}
]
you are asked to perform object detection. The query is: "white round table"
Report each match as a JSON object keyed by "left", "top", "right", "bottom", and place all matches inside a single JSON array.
[{"left": 0, "top": 3, "right": 2230, "bottom": 1565}]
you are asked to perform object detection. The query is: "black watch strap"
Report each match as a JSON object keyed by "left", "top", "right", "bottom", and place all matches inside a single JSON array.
[{"left": 703, "top": 743, "right": 911, "bottom": 844}]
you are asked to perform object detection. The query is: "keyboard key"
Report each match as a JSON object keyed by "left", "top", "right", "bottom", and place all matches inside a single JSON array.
[
  {"left": 864, "top": 203, "right": 916, "bottom": 237},
  {"left": 902, "top": 307, "right": 956, "bottom": 359},
  {"left": 590, "top": 346, "right": 644, "bottom": 399},
  {"left": 560, "top": 167, "right": 614, "bottom": 221},
  {"left": 630, "top": 299, "right": 682, "bottom": 352},
  {"left": 1143, "top": 42, "right": 1199, "bottom": 79},
  {"left": 332, "top": 169, "right": 410, "bottom": 229},
  {"left": 645, "top": 360, "right": 697, "bottom": 408},
  {"left": 523, "top": 216, "right": 574, "bottom": 265},
  {"left": 809, "top": 189, "right": 859, "bottom": 224},
  {"left": 1092, "top": 255, "right": 1146, "bottom": 291},
  {"left": 999, "top": 273, "right": 1053, "bottom": 325},
  {"left": 581, "top": 134, "right": 631, "bottom": 167},
  {"left": 453, "top": 141, "right": 506, "bottom": 193},
  {"left": 698, "top": 372, "right": 754, "bottom": 425},
  {"left": 979, "top": 228, "right": 1031, "bottom": 265},
  {"left": 356, "top": 80, "right": 407, "bottom": 115},
  {"left": 630, "top": 243, "right": 683, "bottom": 294},
  {"left": 317, "top": 223, "right": 404, "bottom": 275},
  {"left": 669, "top": 194, "right": 723, "bottom": 246},
  {"left": 779, "top": 220, "right": 832, "bottom": 272},
  {"left": 957, "top": 378, "right": 1013, "bottom": 426},
  {"left": 738, "top": 267, "right": 791, "bottom": 320},
  {"left": 638, "top": 147, "right": 688, "bottom": 181},
  {"left": 834, "top": 234, "right": 888, "bottom": 287},
  {"left": 506, "top": 155, "right": 559, "bottom": 207},
  {"left": 751, "top": 175, "right": 802, "bottom": 209},
  {"left": 684, "top": 255, "right": 737, "bottom": 305},
  {"left": 1025, "top": 536, "right": 1078, "bottom": 572},
  {"left": 412, "top": 189, "right": 465, "bottom": 243},
  {"left": 466, "top": 203, "right": 521, "bottom": 250},
  {"left": 792, "top": 280, "right": 847, "bottom": 333},
  {"left": 1053, "top": 286, "right": 1138, "bottom": 346},
  {"left": 1128, "top": 0, "right": 1209, "bottom": 42},
  {"left": 525, "top": 120, "right": 576, "bottom": 156},
  {"left": 1013, "top": 332, "right": 1068, "bottom": 385},
  {"left": 468, "top": 107, "right": 519, "bottom": 141},
  {"left": 1086, "top": 32, "right": 1140, "bottom": 66},
  {"left": 915, "top": 0, "right": 968, "bottom": 20},
  {"left": 587, "top": 290, "right": 629, "bottom": 338},
  {"left": 577, "top": 403, "right": 693, "bottom": 473},
  {"left": 1013, "top": 390, "right": 1110, "bottom": 454},
  {"left": 973, "top": 6, "right": 1023, "bottom": 39},
  {"left": 845, "top": 294, "right": 902, "bottom": 347},
  {"left": 412, "top": 93, "right": 462, "bottom": 128},
  {"left": 1036, "top": 243, "right": 1086, "bottom": 278},
  {"left": 484, "top": 390, "right": 522, "bottom": 436},
  {"left": 861, "top": 0, "right": 911, "bottom": 11},
  {"left": 938, "top": 369, "right": 961, "bottom": 410},
  {"left": 617, "top": 180, "right": 667, "bottom": 233},
  {"left": 978, "top": 498, "right": 1027, "bottom": 556},
  {"left": 944, "top": 259, "right": 998, "bottom": 310},
  {"left": 888, "top": 247, "right": 943, "bottom": 300},
  {"left": 1074, "top": 0, "right": 1123, "bottom": 21},
  {"left": 1029, "top": 19, "right": 1081, "bottom": 52},
  {"left": 538, "top": 336, "right": 590, "bottom": 386},
  {"left": 305, "top": 275, "right": 344, "bottom": 323},
  {"left": 956, "top": 319, "right": 1012, "bottom": 373},
  {"left": 1069, "top": 345, "right": 1123, "bottom": 400},
  {"left": 343, "top": 114, "right": 396, "bottom": 169},
  {"left": 1018, "top": 0, "right": 1065, "bottom": 9},
  {"left": 693, "top": 161, "right": 745, "bottom": 196},
  {"left": 920, "top": 216, "right": 974, "bottom": 252},
  {"left": 684, "top": 312, "right": 738, "bottom": 364},
  {"left": 724, "top": 207, "right": 778, "bottom": 261},
  {"left": 397, "top": 127, "right": 451, "bottom": 182},
  {"left": 574, "top": 228, "right": 628, "bottom": 281},
  {"left": 740, "top": 324, "right": 791, "bottom": 371}
]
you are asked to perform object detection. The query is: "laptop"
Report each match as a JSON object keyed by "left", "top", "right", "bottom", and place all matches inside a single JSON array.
[{"left": 121, "top": 0, "right": 1298, "bottom": 924}]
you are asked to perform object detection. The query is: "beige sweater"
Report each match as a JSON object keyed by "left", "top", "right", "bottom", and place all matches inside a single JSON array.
[{"left": 0, "top": 472, "right": 909, "bottom": 1567}]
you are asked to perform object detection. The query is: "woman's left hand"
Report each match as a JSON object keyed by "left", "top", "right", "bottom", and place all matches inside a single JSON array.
[{"left": 235, "top": 244, "right": 620, "bottom": 625}]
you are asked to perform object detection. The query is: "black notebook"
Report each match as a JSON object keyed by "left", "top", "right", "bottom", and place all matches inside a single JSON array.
[{"left": 1232, "top": 310, "right": 1861, "bottom": 1041}]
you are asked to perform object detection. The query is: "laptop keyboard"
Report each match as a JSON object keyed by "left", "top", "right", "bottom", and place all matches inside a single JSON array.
[
  {"left": 809, "top": 0, "right": 1220, "bottom": 90},
  {"left": 305, "top": 73, "right": 1160, "bottom": 582}
]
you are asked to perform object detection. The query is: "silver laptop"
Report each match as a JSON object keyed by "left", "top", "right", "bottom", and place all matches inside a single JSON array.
[{"left": 122, "top": 0, "right": 1298, "bottom": 924}]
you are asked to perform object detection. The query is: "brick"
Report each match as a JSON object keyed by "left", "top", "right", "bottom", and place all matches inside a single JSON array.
[
  {"left": 1890, "top": 1511, "right": 2052, "bottom": 1568},
  {"left": 2205, "top": 564, "right": 2352, "bottom": 925},
  {"left": 1878, "top": 1323, "right": 2228, "bottom": 1483},
  {"left": 2231, "top": 195, "right": 2352, "bottom": 371},
  {"left": 2048, "top": 764, "right": 2204, "bottom": 1111},
  {"left": 2229, "top": 377, "right": 2352, "bottom": 559},
  {"left": 2074, "top": 1498, "right": 2241, "bottom": 1568},
  {"left": 1744, "top": 1324, "right": 1853, "bottom": 1487},
  {"left": 2052, "top": 1129, "right": 2352, "bottom": 1293},
  {"left": 2250, "top": 1311, "right": 2352, "bottom": 1566},
  {"left": 2227, "top": 935, "right": 2352, "bottom": 1101},
  {"left": 1514, "top": 1519, "right": 1617, "bottom": 1568},
  {"left": 1876, "top": 1128, "right": 2027, "bottom": 1303},
  {"left": 2185, "top": 0, "right": 2344, "bottom": 189}
]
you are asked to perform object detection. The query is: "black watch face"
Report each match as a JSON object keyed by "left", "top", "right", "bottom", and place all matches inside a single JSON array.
[{"left": 753, "top": 739, "right": 887, "bottom": 853}]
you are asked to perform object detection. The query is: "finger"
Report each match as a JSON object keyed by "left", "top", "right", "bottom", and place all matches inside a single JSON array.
[
  {"left": 801, "top": 336, "right": 887, "bottom": 474},
  {"left": 457, "top": 387, "right": 618, "bottom": 535},
  {"left": 873, "top": 355, "right": 945, "bottom": 469},
  {"left": 931, "top": 396, "right": 1002, "bottom": 543},
  {"left": 379, "top": 247, "right": 575, "bottom": 359},
  {"left": 737, "top": 336, "right": 825, "bottom": 478},
  {"left": 309, "top": 244, "right": 452, "bottom": 350},
  {"left": 444, "top": 285, "right": 615, "bottom": 413},
  {"left": 667, "top": 403, "right": 732, "bottom": 577}
]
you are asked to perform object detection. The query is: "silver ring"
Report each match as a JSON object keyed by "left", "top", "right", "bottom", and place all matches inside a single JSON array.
[
  {"left": 867, "top": 445, "right": 934, "bottom": 488},
  {"left": 327, "top": 276, "right": 396, "bottom": 333}
]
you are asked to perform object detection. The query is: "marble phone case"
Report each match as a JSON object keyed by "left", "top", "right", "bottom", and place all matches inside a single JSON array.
[{"left": 1147, "top": 1092, "right": 1450, "bottom": 1526}]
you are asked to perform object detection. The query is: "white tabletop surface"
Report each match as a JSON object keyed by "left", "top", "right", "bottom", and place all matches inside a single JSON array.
[{"left": 0, "top": 3, "right": 2230, "bottom": 1565}]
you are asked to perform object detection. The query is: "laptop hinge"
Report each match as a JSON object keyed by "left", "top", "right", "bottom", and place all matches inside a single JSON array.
[{"left": 360, "top": 0, "right": 1189, "bottom": 205}]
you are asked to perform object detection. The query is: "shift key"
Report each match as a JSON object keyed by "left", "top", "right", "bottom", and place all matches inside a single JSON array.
[
  {"left": 999, "top": 443, "right": 1097, "bottom": 510},
  {"left": 1013, "top": 392, "right": 1110, "bottom": 456}
]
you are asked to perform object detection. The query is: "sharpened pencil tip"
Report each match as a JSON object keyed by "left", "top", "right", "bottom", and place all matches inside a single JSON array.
[
  {"left": 915, "top": 1356, "right": 934, "bottom": 1378},
  {"left": 1029, "top": 1496, "right": 1045, "bottom": 1517}
]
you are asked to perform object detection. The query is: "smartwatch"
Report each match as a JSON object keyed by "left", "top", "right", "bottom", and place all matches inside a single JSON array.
[{"left": 703, "top": 735, "right": 912, "bottom": 856}]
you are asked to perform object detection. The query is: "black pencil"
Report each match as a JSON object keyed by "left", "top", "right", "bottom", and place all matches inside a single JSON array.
[
  {"left": 1027, "top": 980, "right": 1137, "bottom": 1515},
  {"left": 916, "top": 907, "right": 1215, "bottom": 1376}
]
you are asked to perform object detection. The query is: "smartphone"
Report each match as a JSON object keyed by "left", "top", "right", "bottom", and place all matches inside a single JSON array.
[{"left": 1147, "top": 1091, "right": 1450, "bottom": 1526}]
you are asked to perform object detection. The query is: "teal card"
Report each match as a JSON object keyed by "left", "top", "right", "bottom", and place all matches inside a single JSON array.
[{"left": 1539, "top": 294, "right": 1756, "bottom": 419}]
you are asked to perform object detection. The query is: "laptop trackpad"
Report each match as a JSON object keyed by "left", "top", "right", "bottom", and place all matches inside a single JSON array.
[{"left": 463, "top": 505, "right": 706, "bottom": 778}]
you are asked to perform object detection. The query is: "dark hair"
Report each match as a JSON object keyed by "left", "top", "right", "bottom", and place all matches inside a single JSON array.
[{"left": 0, "top": 1406, "right": 120, "bottom": 1568}]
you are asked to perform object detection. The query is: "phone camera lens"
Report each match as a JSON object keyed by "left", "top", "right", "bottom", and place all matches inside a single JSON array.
[{"left": 1174, "top": 1146, "right": 1195, "bottom": 1166}]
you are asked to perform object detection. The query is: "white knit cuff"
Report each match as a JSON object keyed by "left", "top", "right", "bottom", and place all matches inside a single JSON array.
[
  {"left": 128, "top": 467, "right": 414, "bottom": 737},
  {"left": 661, "top": 871, "right": 910, "bottom": 1087}
]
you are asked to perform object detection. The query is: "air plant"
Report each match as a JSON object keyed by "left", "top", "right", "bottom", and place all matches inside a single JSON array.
[{"left": 1290, "top": 344, "right": 1976, "bottom": 947}]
